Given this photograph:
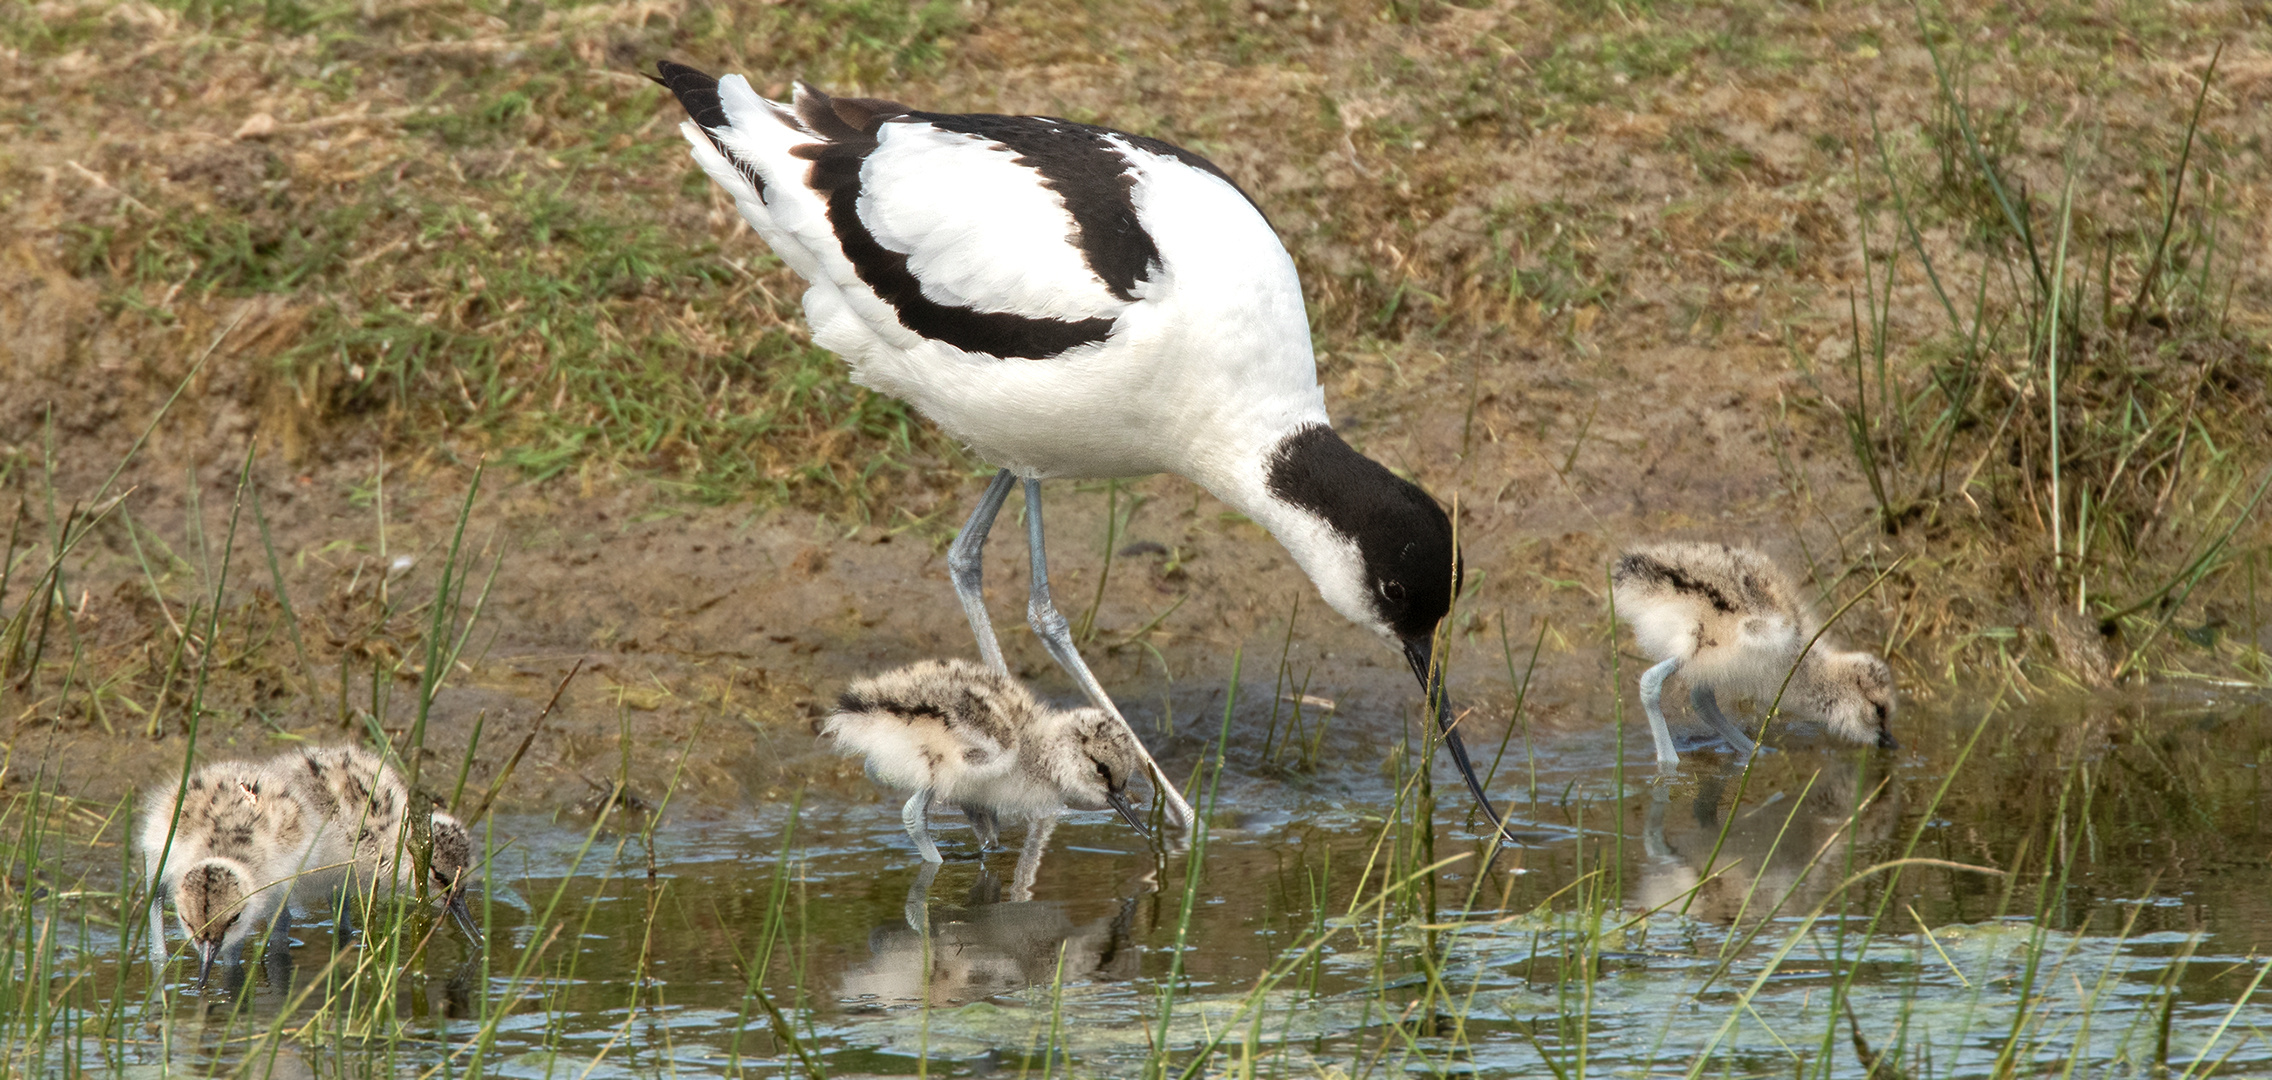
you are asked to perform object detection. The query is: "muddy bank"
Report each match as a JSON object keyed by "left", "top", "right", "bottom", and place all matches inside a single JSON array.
[{"left": 1, "top": 372, "right": 1878, "bottom": 817}]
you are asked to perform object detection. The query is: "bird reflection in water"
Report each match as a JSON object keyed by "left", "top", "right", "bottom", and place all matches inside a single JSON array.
[
  {"left": 1635, "top": 755, "right": 1901, "bottom": 926},
  {"left": 839, "top": 859, "right": 1151, "bottom": 1009}
]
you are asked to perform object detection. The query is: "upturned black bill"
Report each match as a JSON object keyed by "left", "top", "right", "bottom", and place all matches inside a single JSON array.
[{"left": 1403, "top": 635, "right": 1518, "bottom": 847}]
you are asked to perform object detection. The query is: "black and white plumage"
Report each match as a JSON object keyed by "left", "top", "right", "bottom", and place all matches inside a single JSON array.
[
  {"left": 822, "top": 658, "right": 1151, "bottom": 864},
  {"left": 655, "top": 63, "right": 1508, "bottom": 840},
  {"left": 1611, "top": 543, "right": 1898, "bottom": 767}
]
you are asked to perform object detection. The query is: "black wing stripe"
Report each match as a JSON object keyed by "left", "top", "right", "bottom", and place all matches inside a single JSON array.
[
  {"left": 911, "top": 113, "right": 1157, "bottom": 303},
  {"left": 658, "top": 71, "right": 1154, "bottom": 360},
  {"left": 813, "top": 140, "right": 1116, "bottom": 359},
  {"left": 910, "top": 113, "right": 1267, "bottom": 303},
  {"left": 791, "top": 84, "right": 1115, "bottom": 360},
  {"left": 794, "top": 81, "right": 911, "bottom": 141}
]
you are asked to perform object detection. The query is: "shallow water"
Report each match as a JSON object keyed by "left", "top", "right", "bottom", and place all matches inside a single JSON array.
[{"left": 29, "top": 691, "right": 2272, "bottom": 1078}]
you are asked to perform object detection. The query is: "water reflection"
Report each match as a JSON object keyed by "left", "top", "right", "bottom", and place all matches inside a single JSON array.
[
  {"left": 46, "top": 698, "right": 2272, "bottom": 1079},
  {"left": 1635, "top": 754, "right": 1901, "bottom": 924},
  {"left": 840, "top": 860, "right": 1151, "bottom": 1008}
]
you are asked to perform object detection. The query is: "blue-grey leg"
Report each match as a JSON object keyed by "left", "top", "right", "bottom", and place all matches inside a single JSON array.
[
  {"left": 903, "top": 788, "right": 943, "bottom": 864},
  {"left": 333, "top": 882, "right": 359, "bottom": 944},
  {"left": 964, "top": 807, "right": 1002, "bottom": 851},
  {"left": 948, "top": 470, "right": 1020, "bottom": 674},
  {"left": 1643, "top": 785, "right": 1673, "bottom": 859},
  {"left": 1689, "top": 685, "right": 1758, "bottom": 759},
  {"left": 215, "top": 944, "right": 250, "bottom": 997},
  {"left": 263, "top": 900, "right": 295, "bottom": 989},
  {"left": 1638, "top": 657, "right": 1684, "bottom": 769},
  {"left": 1021, "top": 479, "right": 1197, "bottom": 829},
  {"left": 145, "top": 882, "right": 170, "bottom": 978}
]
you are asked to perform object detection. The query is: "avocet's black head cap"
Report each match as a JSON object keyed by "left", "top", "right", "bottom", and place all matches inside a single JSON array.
[
  {"left": 1265, "top": 425, "right": 1459, "bottom": 649},
  {"left": 1268, "top": 425, "right": 1516, "bottom": 843}
]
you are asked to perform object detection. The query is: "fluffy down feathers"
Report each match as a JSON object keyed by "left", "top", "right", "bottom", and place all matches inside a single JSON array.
[
  {"left": 138, "top": 760, "right": 320, "bottom": 969},
  {"left": 1612, "top": 542, "right": 1896, "bottom": 747},
  {"left": 822, "top": 658, "right": 1146, "bottom": 825}
]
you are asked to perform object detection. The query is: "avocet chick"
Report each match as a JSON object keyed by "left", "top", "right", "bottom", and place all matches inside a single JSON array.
[
  {"left": 1612, "top": 543, "right": 1897, "bottom": 767},
  {"left": 821, "top": 659, "right": 1152, "bottom": 864},
  {"left": 269, "top": 745, "right": 482, "bottom": 942},
  {"left": 138, "top": 760, "right": 322, "bottom": 985}
]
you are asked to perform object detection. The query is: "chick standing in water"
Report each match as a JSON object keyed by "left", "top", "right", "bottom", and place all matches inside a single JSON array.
[
  {"left": 138, "top": 760, "right": 322, "bottom": 986},
  {"left": 1612, "top": 543, "right": 1897, "bottom": 767},
  {"left": 822, "top": 659, "right": 1152, "bottom": 864},
  {"left": 268, "top": 744, "right": 483, "bottom": 943}
]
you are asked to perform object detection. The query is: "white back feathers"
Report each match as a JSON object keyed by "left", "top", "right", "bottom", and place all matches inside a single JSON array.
[{"left": 652, "top": 61, "right": 1317, "bottom": 481}]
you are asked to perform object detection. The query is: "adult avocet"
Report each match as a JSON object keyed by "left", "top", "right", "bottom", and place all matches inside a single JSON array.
[
  {"left": 653, "top": 62, "right": 1504, "bottom": 838},
  {"left": 1611, "top": 542, "right": 1897, "bottom": 767}
]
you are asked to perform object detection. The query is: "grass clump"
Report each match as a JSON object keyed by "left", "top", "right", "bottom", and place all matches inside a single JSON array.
[
  {"left": 7, "top": 0, "right": 977, "bottom": 515},
  {"left": 1804, "top": 14, "right": 2271, "bottom": 688},
  {"left": 63, "top": 145, "right": 951, "bottom": 510}
]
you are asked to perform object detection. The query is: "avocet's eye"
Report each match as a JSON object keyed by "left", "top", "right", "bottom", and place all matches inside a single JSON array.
[
  {"left": 1382, "top": 581, "right": 1407, "bottom": 603},
  {"left": 1094, "top": 761, "right": 1112, "bottom": 780}
]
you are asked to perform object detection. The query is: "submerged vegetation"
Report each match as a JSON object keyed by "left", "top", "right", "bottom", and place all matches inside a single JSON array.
[{"left": 0, "top": 393, "right": 2264, "bottom": 1075}]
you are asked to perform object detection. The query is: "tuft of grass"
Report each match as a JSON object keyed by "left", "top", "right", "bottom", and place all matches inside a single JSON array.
[
  {"left": 17, "top": 0, "right": 980, "bottom": 517},
  {"left": 1802, "top": 14, "right": 2270, "bottom": 686}
]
